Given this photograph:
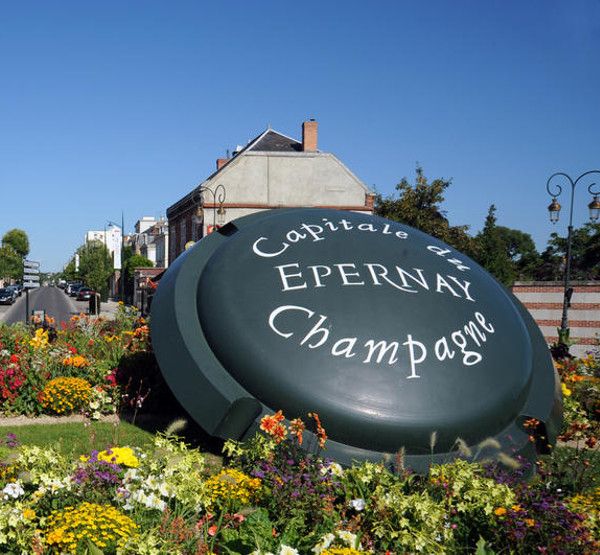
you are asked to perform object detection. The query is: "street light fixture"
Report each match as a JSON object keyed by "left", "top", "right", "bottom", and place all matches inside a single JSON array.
[{"left": 545, "top": 170, "right": 600, "bottom": 348}]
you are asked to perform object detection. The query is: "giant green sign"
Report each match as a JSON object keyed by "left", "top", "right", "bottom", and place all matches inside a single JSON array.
[{"left": 151, "top": 209, "right": 561, "bottom": 470}]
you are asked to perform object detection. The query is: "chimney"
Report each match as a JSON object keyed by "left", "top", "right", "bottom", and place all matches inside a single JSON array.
[
  {"left": 216, "top": 158, "right": 228, "bottom": 171},
  {"left": 302, "top": 119, "right": 318, "bottom": 152}
]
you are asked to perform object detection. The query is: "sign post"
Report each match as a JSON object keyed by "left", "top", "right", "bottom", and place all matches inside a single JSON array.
[{"left": 23, "top": 260, "right": 41, "bottom": 323}]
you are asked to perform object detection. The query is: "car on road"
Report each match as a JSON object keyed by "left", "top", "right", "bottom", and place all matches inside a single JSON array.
[
  {"left": 68, "top": 284, "right": 85, "bottom": 297},
  {"left": 0, "top": 288, "right": 16, "bottom": 305},
  {"left": 65, "top": 282, "right": 82, "bottom": 295},
  {"left": 5, "top": 285, "right": 21, "bottom": 298},
  {"left": 76, "top": 287, "right": 96, "bottom": 301}
]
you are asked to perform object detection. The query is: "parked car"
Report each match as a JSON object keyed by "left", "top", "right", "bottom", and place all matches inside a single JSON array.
[
  {"left": 76, "top": 287, "right": 96, "bottom": 301},
  {"left": 65, "top": 282, "right": 82, "bottom": 295},
  {"left": 69, "top": 284, "right": 84, "bottom": 297},
  {"left": 4, "top": 285, "right": 21, "bottom": 298},
  {"left": 0, "top": 288, "right": 16, "bottom": 305}
]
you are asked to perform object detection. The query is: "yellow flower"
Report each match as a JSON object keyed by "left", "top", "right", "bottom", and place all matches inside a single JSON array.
[
  {"left": 29, "top": 328, "right": 49, "bottom": 349},
  {"left": 40, "top": 377, "right": 92, "bottom": 414},
  {"left": 22, "top": 508, "right": 36, "bottom": 520},
  {"left": 561, "top": 383, "right": 572, "bottom": 397},
  {"left": 524, "top": 518, "right": 536, "bottom": 527},
  {"left": 494, "top": 507, "right": 507, "bottom": 516}
]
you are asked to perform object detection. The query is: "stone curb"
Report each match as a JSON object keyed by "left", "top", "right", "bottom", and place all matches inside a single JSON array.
[{"left": 0, "top": 414, "right": 120, "bottom": 427}]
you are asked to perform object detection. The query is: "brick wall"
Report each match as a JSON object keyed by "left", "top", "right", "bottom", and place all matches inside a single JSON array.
[{"left": 512, "top": 281, "right": 600, "bottom": 357}]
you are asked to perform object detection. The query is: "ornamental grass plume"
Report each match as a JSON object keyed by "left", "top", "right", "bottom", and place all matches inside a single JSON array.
[{"left": 39, "top": 377, "right": 92, "bottom": 414}]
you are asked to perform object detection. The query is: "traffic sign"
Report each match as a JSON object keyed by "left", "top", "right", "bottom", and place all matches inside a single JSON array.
[
  {"left": 23, "top": 274, "right": 40, "bottom": 281},
  {"left": 23, "top": 282, "right": 40, "bottom": 289},
  {"left": 23, "top": 260, "right": 40, "bottom": 269}
]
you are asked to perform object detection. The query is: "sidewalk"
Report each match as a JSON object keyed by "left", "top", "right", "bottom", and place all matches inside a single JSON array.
[{"left": 99, "top": 299, "right": 120, "bottom": 319}]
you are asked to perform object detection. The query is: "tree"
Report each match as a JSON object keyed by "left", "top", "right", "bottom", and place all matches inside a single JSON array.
[
  {"left": 375, "top": 166, "right": 476, "bottom": 256},
  {"left": 122, "top": 254, "right": 154, "bottom": 300},
  {"left": 495, "top": 226, "right": 540, "bottom": 280},
  {"left": 0, "top": 245, "right": 22, "bottom": 280},
  {"left": 77, "top": 241, "right": 114, "bottom": 300},
  {"left": 473, "top": 206, "right": 541, "bottom": 286},
  {"left": 2, "top": 229, "right": 29, "bottom": 258},
  {"left": 534, "top": 223, "right": 600, "bottom": 281},
  {"left": 473, "top": 205, "right": 514, "bottom": 285}
]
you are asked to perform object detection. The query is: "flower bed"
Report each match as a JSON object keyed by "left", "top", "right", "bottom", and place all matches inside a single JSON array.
[
  {"left": 0, "top": 399, "right": 599, "bottom": 554},
  {"left": 0, "top": 305, "right": 150, "bottom": 419},
  {"left": 0, "top": 310, "right": 598, "bottom": 553}
]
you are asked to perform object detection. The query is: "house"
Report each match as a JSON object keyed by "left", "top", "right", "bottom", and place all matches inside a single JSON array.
[
  {"left": 130, "top": 217, "right": 169, "bottom": 269},
  {"left": 166, "top": 120, "right": 374, "bottom": 264}
]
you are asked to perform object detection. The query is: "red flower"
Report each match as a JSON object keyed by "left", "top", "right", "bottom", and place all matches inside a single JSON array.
[{"left": 9, "top": 354, "right": 19, "bottom": 364}]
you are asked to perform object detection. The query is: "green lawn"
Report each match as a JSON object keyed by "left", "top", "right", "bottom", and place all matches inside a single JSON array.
[{"left": 0, "top": 421, "right": 155, "bottom": 458}]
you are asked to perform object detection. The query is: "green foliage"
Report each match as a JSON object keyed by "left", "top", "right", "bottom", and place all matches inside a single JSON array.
[
  {"left": 123, "top": 254, "right": 153, "bottom": 280},
  {"left": 2, "top": 229, "right": 29, "bottom": 258},
  {"left": 535, "top": 222, "right": 600, "bottom": 280},
  {"left": 77, "top": 240, "right": 114, "bottom": 299},
  {"left": 0, "top": 244, "right": 22, "bottom": 280},
  {"left": 375, "top": 166, "right": 476, "bottom": 256},
  {"left": 473, "top": 205, "right": 541, "bottom": 286}
]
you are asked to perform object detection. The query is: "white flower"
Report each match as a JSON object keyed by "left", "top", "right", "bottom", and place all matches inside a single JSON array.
[
  {"left": 312, "top": 533, "right": 335, "bottom": 554},
  {"left": 321, "top": 462, "right": 343, "bottom": 477},
  {"left": 2, "top": 482, "right": 24, "bottom": 499},
  {"left": 336, "top": 530, "right": 359, "bottom": 547},
  {"left": 279, "top": 547, "right": 299, "bottom": 555},
  {"left": 350, "top": 498, "right": 365, "bottom": 511}
]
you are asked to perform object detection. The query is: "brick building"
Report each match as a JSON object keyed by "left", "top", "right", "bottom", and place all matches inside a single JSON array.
[{"left": 166, "top": 120, "right": 374, "bottom": 264}]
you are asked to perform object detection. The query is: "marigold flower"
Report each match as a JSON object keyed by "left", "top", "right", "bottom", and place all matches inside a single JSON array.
[{"left": 494, "top": 507, "right": 507, "bottom": 516}]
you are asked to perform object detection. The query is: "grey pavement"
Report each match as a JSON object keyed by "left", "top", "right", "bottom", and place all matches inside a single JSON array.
[{"left": 0, "top": 287, "right": 121, "bottom": 325}]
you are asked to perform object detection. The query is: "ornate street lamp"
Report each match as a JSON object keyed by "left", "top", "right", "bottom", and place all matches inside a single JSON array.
[
  {"left": 191, "top": 183, "right": 226, "bottom": 235},
  {"left": 545, "top": 170, "right": 600, "bottom": 348}
]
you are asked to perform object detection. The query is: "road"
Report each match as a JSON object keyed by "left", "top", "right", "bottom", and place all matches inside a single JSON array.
[{"left": 0, "top": 286, "right": 88, "bottom": 325}]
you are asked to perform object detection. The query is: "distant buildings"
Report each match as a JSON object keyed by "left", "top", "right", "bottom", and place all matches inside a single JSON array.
[
  {"left": 129, "top": 217, "right": 169, "bottom": 269},
  {"left": 84, "top": 225, "right": 122, "bottom": 270},
  {"left": 166, "top": 120, "right": 375, "bottom": 265}
]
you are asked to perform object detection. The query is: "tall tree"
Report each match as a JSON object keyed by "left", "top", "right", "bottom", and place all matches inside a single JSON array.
[
  {"left": 375, "top": 166, "right": 476, "bottom": 256},
  {"left": 77, "top": 241, "right": 114, "bottom": 300},
  {"left": 2, "top": 229, "right": 29, "bottom": 258},
  {"left": 495, "top": 226, "right": 540, "bottom": 280},
  {"left": 535, "top": 223, "right": 600, "bottom": 281},
  {"left": 0, "top": 245, "right": 22, "bottom": 280},
  {"left": 474, "top": 205, "right": 514, "bottom": 285}
]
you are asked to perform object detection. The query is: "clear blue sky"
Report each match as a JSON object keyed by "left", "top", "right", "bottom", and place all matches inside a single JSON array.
[{"left": 1, "top": 0, "right": 599, "bottom": 272}]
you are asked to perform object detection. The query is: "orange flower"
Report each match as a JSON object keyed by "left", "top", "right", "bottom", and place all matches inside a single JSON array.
[
  {"left": 290, "top": 417, "right": 305, "bottom": 445},
  {"left": 308, "top": 412, "right": 328, "bottom": 449},
  {"left": 524, "top": 518, "right": 535, "bottom": 527},
  {"left": 494, "top": 507, "right": 507, "bottom": 516},
  {"left": 259, "top": 410, "right": 287, "bottom": 443}
]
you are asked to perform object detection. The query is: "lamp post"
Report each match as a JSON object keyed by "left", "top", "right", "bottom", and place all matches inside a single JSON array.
[
  {"left": 191, "top": 184, "right": 226, "bottom": 235},
  {"left": 545, "top": 170, "right": 600, "bottom": 347}
]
